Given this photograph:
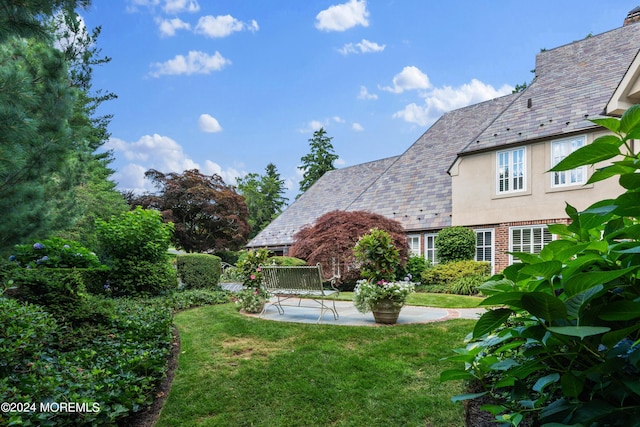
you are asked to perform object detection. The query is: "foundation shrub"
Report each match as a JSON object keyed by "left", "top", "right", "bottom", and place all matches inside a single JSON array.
[
  {"left": 449, "top": 274, "right": 488, "bottom": 296},
  {"left": 435, "top": 226, "right": 476, "bottom": 263},
  {"left": 421, "top": 260, "right": 490, "bottom": 287},
  {"left": 106, "top": 259, "right": 177, "bottom": 297},
  {"left": 399, "top": 255, "right": 429, "bottom": 284},
  {"left": 176, "top": 253, "right": 221, "bottom": 289}
]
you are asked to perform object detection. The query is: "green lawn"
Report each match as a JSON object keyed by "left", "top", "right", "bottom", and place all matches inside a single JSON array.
[{"left": 156, "top": 303, "right": 475, "bottom": 427}]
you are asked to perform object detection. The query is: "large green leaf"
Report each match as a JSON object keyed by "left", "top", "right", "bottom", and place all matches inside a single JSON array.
[
  {"left": 564, "top": 267, "right": 635, "bottom": 297},
  {"left": 522, "top": 292, "right": 567, "bottom": 322},
  {"left": 566, "top": 285, "right": 603, "bottom": 318},
  {"left": 590, "top": 117, "right": 621, "bottom": 133},
  {"left": 533, "top": 373, "right": 560, "bottom": 393},
  {"left": 481, "top": 292, "right": 526, "bottom": 308},
  {"left": 587, "top": 164, "right": 635, "bottom": 184},
  {"left": 549, "top": 142, "right": 619, "bottom": 171},
  {"left": 440, "top": 369, "right": 474, "bottom": 382},
  {"left": 473, "top": 308, "right": 513, "bottom": 338},
  {"left": 620, "top": 103, "right": 640, "bottom": 133},
  {"left": 598, "top": 301, "right": 640, "bottom": 321},
  {"left": 613, "top": 192, "right": 640, "bottom": 217},
  {"left": 520, "top": 261, "right": 562, "bottom": 280},
  {"left": 619, "top": 172, "right": 640, "bottom": 190},
  {"left": 547, "top": 326, "right": 610, "bottom": 338},
  {"left": 562, "top": 253, "right": 605, "bottom": 279},
  {"left": 450, "top": 391, "right": 487, "bottom": 402},
  {"left": 561, "top": 372, "right": 584, "bottom": 398}
]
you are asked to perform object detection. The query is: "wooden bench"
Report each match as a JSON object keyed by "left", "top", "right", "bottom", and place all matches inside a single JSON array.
[{"left": 259, "top": 264, "right": 339, "bottom": 323}]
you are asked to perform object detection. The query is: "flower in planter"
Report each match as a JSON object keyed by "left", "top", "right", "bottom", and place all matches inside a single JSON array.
[{"left": 353, "top": 279, "right": 415, "bottom": 314}]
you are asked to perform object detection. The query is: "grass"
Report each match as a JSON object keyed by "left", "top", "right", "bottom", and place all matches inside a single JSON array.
[
  {"left": 331, "top": 291, "right": 484, "bottom": 309},
  {"left": 156, "top": 303, "right": 475, "bottom": 427}
]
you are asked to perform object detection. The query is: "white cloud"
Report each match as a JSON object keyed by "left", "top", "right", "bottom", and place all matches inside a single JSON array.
[
  {"left": 358, "top": 85, "right": 377, "bottom": 100},
  {"left": 381, "top": 66, "right": 431, "bottom": 94},
  {"left": 157, "top": 17, "right": 190, "bottom": 37},
  {"left": 338, "top": 39, "right": 385, "bottom": 55},
  {"left": 198, "top": 114, "right": 223, "bottom": 133},
  {"left": 149, "top": 51, "right": 231, "bottom": 77},
  {"left": 163, "top": 0, "right": 199, "bottom": 14},
  {"left": 195, "top": 15, "right": 259, "bottom": 38},
  {"left": 352, "top": 122, "right": 364, "bottom": 131},
  {"left": 393, "top": 78, "right": 514, "bottom": 126},
  {"left": 315, "top": 0, "right": 369, "bottom": 32},
  {"left": 105, "top": 134, "right": 241, "bottom": 193}
]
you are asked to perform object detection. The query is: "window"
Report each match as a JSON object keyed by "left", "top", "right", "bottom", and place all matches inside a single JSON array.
[
  {"left": 552, "top": 136, "right": 587, "bottom": 187},
  {"left": 424, "top": 233, "right": 438, "bottom": 265},
  {"left": 510, "top": 226, "right": 553, "bottom": 262},
  {"left": 407, "top": 235, "right": 420, "bottom": 257},
  {"left": 497, "top": 148, "right": 526, "bottom": 193},
  {"left": 475, "top": 229, "right": 494, "bottom": 267}
]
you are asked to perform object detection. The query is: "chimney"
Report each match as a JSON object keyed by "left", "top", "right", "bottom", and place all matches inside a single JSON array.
[{"left": 624, "top": 6, "right": 640, "bottom": 26}]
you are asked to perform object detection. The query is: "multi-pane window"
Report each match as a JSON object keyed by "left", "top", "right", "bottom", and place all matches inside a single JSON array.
[
  {"left": 475, "top": 229, "right": 493, "bottom": 266},
  {"left": 424, "top": 233, "right": 438, "bottom": 265},
  {"left": 552, "top": 136, "right": 586, "bottom": 187},
  {"left": 497, "top": 148, "right": 526, "bottom": 193},
  {"left": 510, "top": 226, "right": 553, "bottom": 262},
  {"left": 407, "top": 235, "right": 420, "bottom": 257}
]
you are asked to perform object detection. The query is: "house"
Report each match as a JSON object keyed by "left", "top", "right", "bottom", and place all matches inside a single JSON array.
[{"left": 248, "top": 10, "right": 640, "bottom": 273}]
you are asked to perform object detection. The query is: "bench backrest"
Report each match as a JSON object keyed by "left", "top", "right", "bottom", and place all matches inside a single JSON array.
[{"left": 261, "top": 264, "right": 325, "bottom": 292}]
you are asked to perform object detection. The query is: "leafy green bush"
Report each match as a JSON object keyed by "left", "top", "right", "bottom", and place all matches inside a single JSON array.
[
  {"left": 176, "top": 253, "right": 221, "bottom": 289},
  {"left": 160, "top": 288, "right": 229, "bottom": 311},
  {"left": 106, "top": 259, "right": 177, "bottom": 297},
  {"left": 353, "top": 228, "right": 401, "bottom": 282},
  {"left": 213, "top": 250, "right": 243, "bottom": 265},
  {"left": 435, "top": 226, "right": 476, "bottom": 263},
  {"left": 8, "top": 237, "right": 101, "bottom": 268},
  {"left": 268, "top": 256, "right": 306, "bottom": 266},
  {"left": 237, "top": 248, "right": 270, "bottom": 289},
  {"left": 220, "top": 265, "right": 243, "bottom": 283},
  {"left": 97, "top": 207, "right": 176, "bottom": 296},
  {"left": 96, "top": 206, "right": 174, "bottom": 263},
  {"left": 421, "top": 260, "right": 490, "bottom": 286},
  {"left": 442, "top": 105, "right": 640, "bottom": 426}
]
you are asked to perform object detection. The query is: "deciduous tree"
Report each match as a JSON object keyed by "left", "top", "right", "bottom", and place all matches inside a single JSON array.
[
  {"left": 289, "top": 210, "right": 409, "bottom": 284},
  {"left": 141, "top": 169, "right": 250, "bottom": 252}
]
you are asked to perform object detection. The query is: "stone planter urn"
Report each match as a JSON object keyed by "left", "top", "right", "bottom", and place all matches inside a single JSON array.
[{"left": 371, "top": 298, "right": 403, "bottom": 324}]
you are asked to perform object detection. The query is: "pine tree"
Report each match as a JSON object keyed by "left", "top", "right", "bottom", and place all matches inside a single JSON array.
[{"left": 298, "top": 128, "right": 338, "bottom": 196}]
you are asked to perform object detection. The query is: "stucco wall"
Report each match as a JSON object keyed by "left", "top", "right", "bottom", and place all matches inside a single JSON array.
[{"left": 450, "top": 131, "right": 624, "bottom": 227}]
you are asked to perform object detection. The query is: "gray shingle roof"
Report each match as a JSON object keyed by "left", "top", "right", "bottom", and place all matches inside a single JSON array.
[
  {"left": 462, "top": 23, "right": 640, "bottom": 154},
  {"left": 248, "top": 156, "right": 399, "bottom": 248},
  {"left": 248, "top": 22, "right": 640, "bottom": 250}
]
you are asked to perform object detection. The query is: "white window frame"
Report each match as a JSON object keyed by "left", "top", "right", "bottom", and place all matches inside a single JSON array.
[
  {"left": 475, "top": 229, "right": 494, "bottom": 273},
  {"left": 424, "top": 233, "right": 438, "bottom": 265},
  {"left": 551, "top": 136, "right": 587, "bottom": 187},
  {"left": 497, "top": 147, "right": 526, "bottom": 194},
  {"left": 509, "top": 225, "right": 553, "bottom": 264},
  {"left": 407, "top": 234, "right": 421, "bottom": 257}
]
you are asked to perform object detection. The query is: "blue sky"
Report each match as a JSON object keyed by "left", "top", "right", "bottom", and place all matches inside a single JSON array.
[{"left": 81, "top": 0, "right": 635, "bottom": 203}]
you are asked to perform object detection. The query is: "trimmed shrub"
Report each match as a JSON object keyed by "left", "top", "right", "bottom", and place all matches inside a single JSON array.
[
  {"left": 213, "top": 250, "right": 243, "bottom": 265},
  {"left": 421, "top": 260, "right": 490, "bottom": 286},
  {"left": 107, "top": 259, "right": 177, "bottom": 297},
  {"left": 435, "top": 226, "right": 476, "bottom": 263},
  {"left": 176, "top": 253, "right": 221, "bottom": 289},
  {"left": 268, "top": 256, "right": 306, "bottom": 266}
]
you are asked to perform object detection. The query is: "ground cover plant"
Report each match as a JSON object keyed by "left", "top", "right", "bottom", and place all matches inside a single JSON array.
[
  {"left": 442, "top": 105, "right": 640, "bottom": 425},
  {"left": 156, "top": 303, "right": 475, "bottom": 426}
]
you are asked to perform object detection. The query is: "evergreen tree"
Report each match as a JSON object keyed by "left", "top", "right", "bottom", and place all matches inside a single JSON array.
[
  {"left": 237, "top": 163, "right": 288, "bottom": 239},
  {"left": 298, "top": 128, "right": 338, "bottom": 196}
]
